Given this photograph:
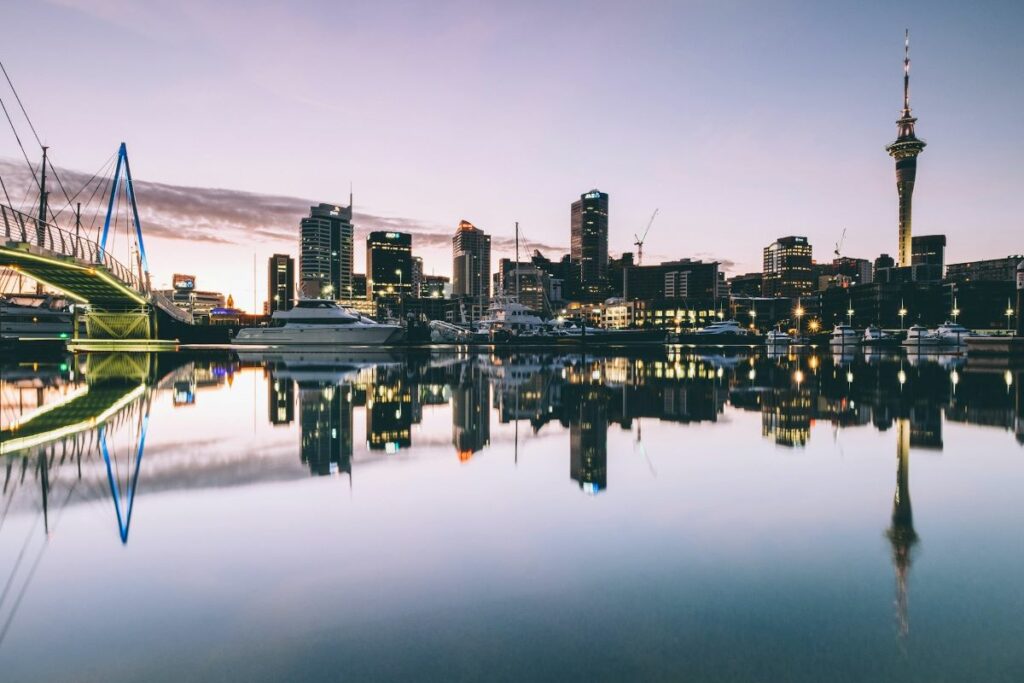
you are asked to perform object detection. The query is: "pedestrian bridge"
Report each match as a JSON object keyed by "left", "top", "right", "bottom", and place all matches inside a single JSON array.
[{"left": 1, "top": 202, "right": 191, "bottom": 339}]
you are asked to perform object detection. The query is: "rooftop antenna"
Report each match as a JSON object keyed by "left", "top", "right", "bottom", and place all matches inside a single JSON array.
[{"left": 903, "top": 29, "right": 911, "bottom": 115}]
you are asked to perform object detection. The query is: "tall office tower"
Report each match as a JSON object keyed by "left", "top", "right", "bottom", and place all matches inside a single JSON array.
[
  {"left": 267, "top": 253, "right": 295, "bottom": 313},
  {"left": 299, "top": 200, "right": 354, "bottom": 299},
  {"left": 885, "top": 31, "right": 927, "bottom": 267},
  {"left": 411, "top": 256, "right": 424, "bottom": 297},
  {"left": 366, "top": 231, "right": 412, "bottom": 300},
  {"left": 452, "top": 220, "right": 491, "bottom": 322},
  {"left": 570, "top": 189, "right": 609, "bottom": 300},
  {"left": 762, "top": 236, "right": 813, "bottom": 298}
]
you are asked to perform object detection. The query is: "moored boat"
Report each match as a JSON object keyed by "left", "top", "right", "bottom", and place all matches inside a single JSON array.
[{"left": 234, "top": 299, "right": 403, "bottom": 346}]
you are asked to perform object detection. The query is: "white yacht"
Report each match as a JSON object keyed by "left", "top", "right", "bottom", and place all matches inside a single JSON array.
[
  {"left": 234, "top": 300, "right": 403, "bottom": 346},
  {"left": 829, "top": 324, "right": 859, "bottom": 347},
  {"left": 934, "top": 321, "right": 974, "bottom": 346},
  {"left": 475, "top": 296, "right": 547, "bottom": 338},
  {"left": 695, "top": 320, "right": 749, "bottom": 336},
  {"left": 901, "top": 324, "right": 943, "bottom": 349},
  {"left": 764, "top": 329, "right": 791, "bottom": 347},
  {"left": 862, "top": 325, "right": 896, "bottom": 346}
]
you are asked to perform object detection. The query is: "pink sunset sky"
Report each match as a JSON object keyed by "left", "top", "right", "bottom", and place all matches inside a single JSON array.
[{"left": 2, "top": 0, "right": 1023, "bottom": 311}]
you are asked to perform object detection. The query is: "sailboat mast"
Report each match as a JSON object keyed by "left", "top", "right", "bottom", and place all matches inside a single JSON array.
[{"left": 515, "top": 221, "right": 520, "bottom": 301}]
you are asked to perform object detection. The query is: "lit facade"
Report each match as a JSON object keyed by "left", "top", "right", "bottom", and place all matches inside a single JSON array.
[
  {"left": 452, "top": 220, "right": 491, "bottom": 322},
  {"left": 366, "top": 231, "right": 412, "bottom": 301},
  {"left": 299, "top": 202, "right": 354, "bottom": 299},
  {"left": 762, "top": 236, "right": 813, "bottom": 298},
  {"left": 267, "top": 253, "right": 294, "bottom": 313},
  {"left": 570, "top": 189, "right": 609, "bottom": 300}
]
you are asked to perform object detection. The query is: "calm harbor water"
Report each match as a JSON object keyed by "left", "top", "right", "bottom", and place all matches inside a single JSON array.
[{"left": 1, "top": 347, "right": 1023, "bottom": 682}]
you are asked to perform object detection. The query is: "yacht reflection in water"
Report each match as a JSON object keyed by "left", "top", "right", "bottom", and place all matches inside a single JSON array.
[{"left": 887, "top": 418, "right": 918, "bottom": 640}]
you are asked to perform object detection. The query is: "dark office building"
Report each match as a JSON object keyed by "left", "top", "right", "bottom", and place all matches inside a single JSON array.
[
  {"left": 452, "top": 220, "right": 491, "bottom": 322},
  {"left": 366, "top": 231, "right": 413, "bottom": 301},
  {"left": 299, "top": 202, "right": 354, "bottom": 299},
  {"left": 727, "top": 272, "right": 762, "bottom": 297},
  {"left": 624, "top": 259, "right": 720, "bottom": 302},
  {"left": 763, "top": 236, "right": 813, "bottom": 298},
  {"left": 267, "top": 253, "right": 295, "bottom": 313},
  {"left": 421, "top": 274, "right": 449, "bottom": 298},
  {"left": 911, "top": 234, "right": 946, "bottom": 283},
  {"left": 946, "top": 256, "right": 1024, "bottom": 283},
  {"left": 571, "top": 189, "right": 609, "bottom": 300}
]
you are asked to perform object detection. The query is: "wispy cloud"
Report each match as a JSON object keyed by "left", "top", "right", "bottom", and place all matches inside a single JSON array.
[{"left": 0, "top": 158, "right": 565, "bottom": 257}]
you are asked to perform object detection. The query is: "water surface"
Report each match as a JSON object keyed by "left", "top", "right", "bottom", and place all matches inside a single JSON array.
[{"left": 1, "top": 348, "right": 1023, "bottom": 682}]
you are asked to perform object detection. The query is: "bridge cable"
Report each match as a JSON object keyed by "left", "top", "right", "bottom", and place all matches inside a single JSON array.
[
  {"left": 49, "top": 152, "right": 116, "bottom": 224},
  {"left": 0, "top": 59, "right": 75, "bottom": 216}
]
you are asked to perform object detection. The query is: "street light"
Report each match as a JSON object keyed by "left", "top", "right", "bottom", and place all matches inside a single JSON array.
[
  {"left": 847, "top": 307, "right": 854, "bottom": 326},
  {"left": 898, "top": 301, "right": 908, "bottom": 331},
  {"left": 794, "top": 305, "right": 804, "bottom": 335},
  {"left": 750, "top": 308, "right": 757, "bottom": 330},
  {"left": 1007, "top": 299, "right": 1014, "bottom": 330}
]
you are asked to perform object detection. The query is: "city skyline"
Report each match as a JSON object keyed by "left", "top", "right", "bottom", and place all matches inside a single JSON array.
[{"left": 3, "top": 1, "right": 1024, "bottom": 311}]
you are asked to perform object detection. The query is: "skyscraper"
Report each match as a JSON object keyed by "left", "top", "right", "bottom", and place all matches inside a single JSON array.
[
  {"left": 886, "top": 31, "right": 927, "bottom": 268},
  {"left": 366, "top": 231, "right": 412, "bottom": 301},
  {"left": 299, "top": 201, "right": 354, "bottom": 299},
  {"left": 762, "top": 236, "right": 813, "bottom": 298},
  {"left": 571, "top": 189, "right": 609, "bottom": 300},
  {"left": 452, "top": 220, "right": 491, "bottom": 322},
  {"left": 267, "top": 253, "right": 294, "bottom": 313}
]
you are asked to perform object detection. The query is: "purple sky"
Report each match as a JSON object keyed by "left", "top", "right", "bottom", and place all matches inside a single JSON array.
[{"left": 3, "top": 0, "right": 1023, "bottom": 311}]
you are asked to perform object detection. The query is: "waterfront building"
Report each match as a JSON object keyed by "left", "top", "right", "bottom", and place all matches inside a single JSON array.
[
  {"left": 570, "top": 189, "right": 609, "bottom": 300},
  {"left": 157, "top": 274, "right": 225, "bottom": 324},
  {"left": 762, "top": 236, "right": 813, "bottom": 298},
  {"left": 367, "top": 368, "right": 412, "bottom": 452},
  {"left": 412, "top": 256, "right": 424, "bottom": 298},
  {"left": 452, "top": 220, "right": 491, "bottom": 322},
  {"left": 494, "top": 259, "right": 550, "bottom": 313},
  {"left": 299, "top": 201, "right": 354, "bottom": 299},
  {"left": 885, "top": 31, "right": 927, "bottom": 267},
  {"left": 421, "top": 274, "right": 450, "bottom": 298},
  {"left": 911, "top": 234, "right": 945, "bottom": 282},
  {"left": 946, "top": 256, "right": 1024, "bottom": 283},
  {"left": 624, "top": 259, "right": 720, "bottom": 302},
  {"left": 727, "top": 272, "right": 763, "bottom": 297},
  {"left": 267, "top": 253, "right": 294, "bottom": 313},
  {"left": 366, "top": 231, "right": 413, "bottom": 301}
]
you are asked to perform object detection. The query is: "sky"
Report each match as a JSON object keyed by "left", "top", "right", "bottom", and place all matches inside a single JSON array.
[{"left": 2, "top": 0, "right": 1023, "bottom": 312}]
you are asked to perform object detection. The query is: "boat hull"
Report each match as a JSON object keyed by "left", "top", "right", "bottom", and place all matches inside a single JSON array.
[{"left": 233, "top": 325, "right": 404, "bottom": 346}]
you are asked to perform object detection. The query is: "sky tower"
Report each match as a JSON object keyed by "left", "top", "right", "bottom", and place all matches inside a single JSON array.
[{"left": 886, "top": 30, "right": 927, "bottom": 267}]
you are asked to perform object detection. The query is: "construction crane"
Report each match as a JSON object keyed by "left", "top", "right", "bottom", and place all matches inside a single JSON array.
[
  {"left": 834, "top": 227, "right": 847, "bottom": 259},
  {"left": 634, "top": 208, "right": 659, "bottom": 266}
]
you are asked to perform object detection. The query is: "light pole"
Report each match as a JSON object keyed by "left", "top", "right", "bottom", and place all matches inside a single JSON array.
[
  {"left": 1007, "top": 299, "right": 1014, "bottom": 331},
  {"left": 795, "top": 304, "right": 804, "bottom": 336},
  {"left": 898, "top": 300, "right": 907, "bottom": 331},
  {"left": 847, "top": 307, "right": 854, "bottom": 326},
  {"left": 750, "top": 307, "right": 757, "bottom": 331}
]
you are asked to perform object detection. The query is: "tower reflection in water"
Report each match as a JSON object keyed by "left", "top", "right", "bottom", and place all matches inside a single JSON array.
[{"left": 887, "top": 418, "right": 918, "bottom": 640}]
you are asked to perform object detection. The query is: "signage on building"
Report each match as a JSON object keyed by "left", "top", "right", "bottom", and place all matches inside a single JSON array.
[{"left": 173, "top": 274, "right": 196, "bottom": 290}]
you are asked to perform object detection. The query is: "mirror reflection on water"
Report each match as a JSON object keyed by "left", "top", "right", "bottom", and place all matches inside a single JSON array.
[{"left": 1, "top": 347, "right": 1023, "bottom": 682}]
